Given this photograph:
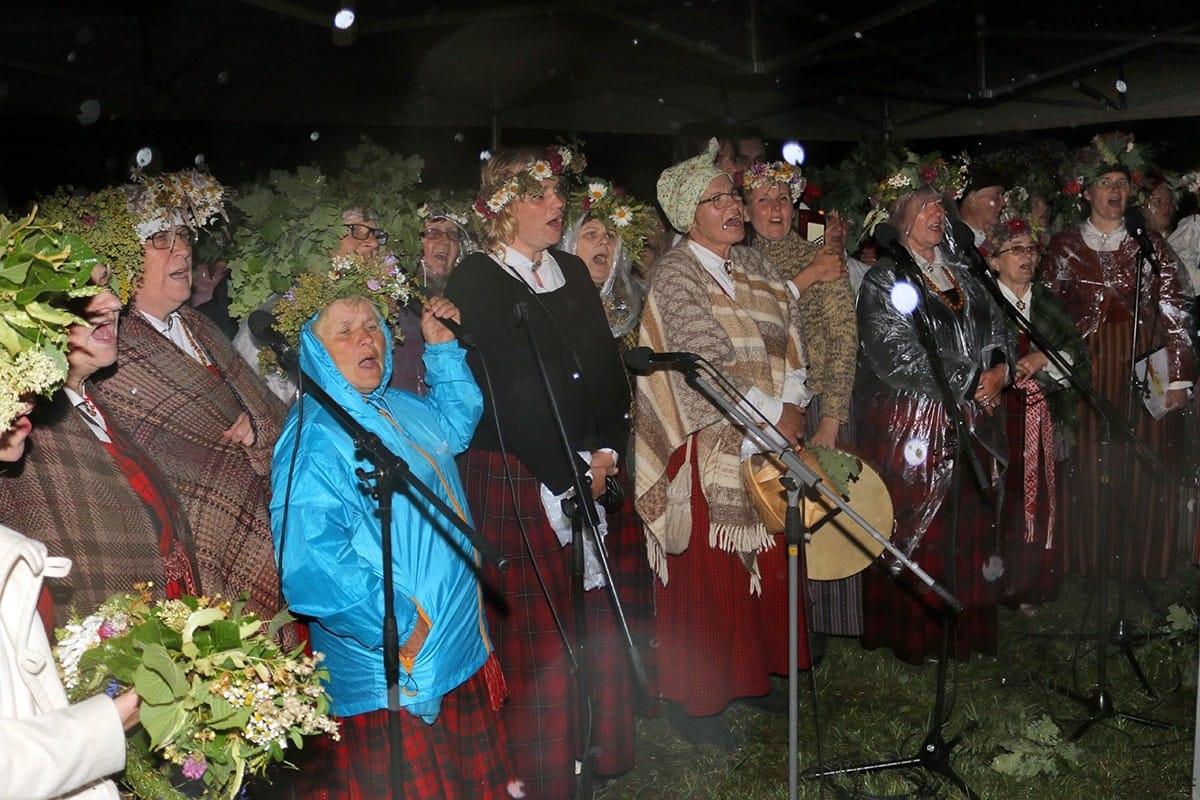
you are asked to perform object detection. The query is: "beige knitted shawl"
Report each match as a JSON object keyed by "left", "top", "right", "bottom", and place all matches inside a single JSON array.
[{"left": 634, "top": 243, "right": 803, "bottom": 591}]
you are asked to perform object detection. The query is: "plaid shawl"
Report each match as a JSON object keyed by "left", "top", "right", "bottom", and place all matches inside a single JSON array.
[
  {"left": 634, "top": 243, "right": 804, "bottom": 589},
  {"left": 0, "top": 394, "right": 199, "bottom": 623},
  {"left": 90, "top": 307, "right": 287, "bottom": 620}
]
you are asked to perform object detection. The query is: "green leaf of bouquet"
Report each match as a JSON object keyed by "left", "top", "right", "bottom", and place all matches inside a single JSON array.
[
  {"left": 181, "top": 607, "right": 228, "bottom": 646},
  {"left": 139, "top": 699, "right": 188, "bottom": 750},
  {"left": 208, "top": 617, "right": 248, "bottom": 653},
  {"left": 135, "top": 642, "right": 188, "bottom": 701},
  {"left": 205, "top": 690, "right": 251, "bottom": 730}
]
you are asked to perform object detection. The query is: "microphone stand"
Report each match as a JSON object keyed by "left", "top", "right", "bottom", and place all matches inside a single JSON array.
[
  {"left": 666, "top": 360, "right": 957, "bottom": 800},
  {"left": 950, "top": 224, "right": 1171, "bottom": 737},
  {"left": 513, "top": 301, "right": 648, "bottom": 800},
  {"left": 281, "top": 346, "right": 508, "bottom": 791},
  {"left": 809, "top": 237, "right": 991, "bottom": 799}
]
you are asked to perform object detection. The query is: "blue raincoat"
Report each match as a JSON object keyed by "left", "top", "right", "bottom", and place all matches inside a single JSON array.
[{"left": 270, "top": 313, "right": 486, "bottom": 720}]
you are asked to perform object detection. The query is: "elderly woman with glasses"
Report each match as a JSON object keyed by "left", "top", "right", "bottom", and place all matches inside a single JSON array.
[
  {"left": 390, "top": 201, "right": 474, "bottom": 395},
  {"left": 634, "top": 139, "right": 810, "bottom": 750},
  {"left": 90, "top": 170, "right": 288, "bottom": 626},
  {"left": 983, "top": 219, "right": 1088, "bottom": 615}
]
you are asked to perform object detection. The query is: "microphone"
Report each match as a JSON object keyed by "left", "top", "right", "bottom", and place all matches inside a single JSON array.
[
  {"left": 873, "top": 223, "right": 921, "bottom": 280},
  {"left": 405, "top": 294, "right": 475, "bottom": 347},
  {"left": 1124, "top": 206, "right": 1159, "bottom": 270},
  {"left": 949, "top": 219, "right": 994, "bottom": 281},
  {"left": 623, "top": 346, "right": 701, "bottom": 375},
  {"left": 248, "top": 309, "right": 298, "bottom": 371}
]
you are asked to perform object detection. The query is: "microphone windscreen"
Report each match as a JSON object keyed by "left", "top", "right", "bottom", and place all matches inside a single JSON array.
[
  {"left": 1124, "top": 205, "right": 1147, "bottom": 234},
  {"left": 873, "top": 223, "right": 901, "bottom": 250},
  {"left": 950, "top": 219, "right": 976, "bottom": 251},
  {"left": 247, "top": 309, "right": 277, "bottom": 343},
  {"left": 623, "top": 346, "right": 654, "bottom": 375}
]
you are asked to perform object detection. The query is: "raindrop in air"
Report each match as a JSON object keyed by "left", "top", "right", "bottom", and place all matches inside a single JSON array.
[
  {"left": 135, "top": 147, "right": 154, "bottom": 168},
  {"left": 194, "top": 154, "right": 206, "bottom": 166},
  {"left": 66, "top": 50, "right": 76, "bottom": 62},
  {"left": 782, "top": 141, "right": 805, "bottom": 166},
  {"left": 217, "top": 71, "right": 230, "bottom": 84},
  {"left": 309, "top": 131, "right": 320, "bottom": 141},
  {"left": 903, "top": 438, "right": 928, "bottom": 467},
  {"left": 76, "top": 99, "right": 101, "bottom": 126},
  {"left": 890, "top": 280, "right": 919, "bottom": 314},
  {"left": 1115, "top": 80, "right": 1128, "bottom": 93}
]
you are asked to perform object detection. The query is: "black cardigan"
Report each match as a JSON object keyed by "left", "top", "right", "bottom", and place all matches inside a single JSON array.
[{"left": 445, "top": 250, "right": 631, "bottom": 493}]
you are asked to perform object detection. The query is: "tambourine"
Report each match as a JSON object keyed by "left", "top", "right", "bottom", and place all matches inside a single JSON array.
[{"left": 743, "top": 448, "right": 895, "bottom": 580}]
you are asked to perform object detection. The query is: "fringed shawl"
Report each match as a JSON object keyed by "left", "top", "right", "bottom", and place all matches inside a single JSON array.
[{"left": 634, "top": 243, "right": 804, "bottom": 591}]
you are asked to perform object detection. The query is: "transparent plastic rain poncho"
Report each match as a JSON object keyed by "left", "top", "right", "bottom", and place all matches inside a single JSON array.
[
  {"left": 1040, "top": 223, "right": 1195, "bottom": 385},
  {"left": 854, "top": 232, "right": 1013, "bottom": 556},
  {"left": 561, "top": 213, "right": 644, "bottom": 339}
]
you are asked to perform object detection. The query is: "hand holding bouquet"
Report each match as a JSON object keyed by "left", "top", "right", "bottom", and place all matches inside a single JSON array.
[{"left": 55, "top": 583, "right": 339, "bottom": 800}]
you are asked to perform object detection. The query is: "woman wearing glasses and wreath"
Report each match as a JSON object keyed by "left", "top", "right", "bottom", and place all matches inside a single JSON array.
[
  {"left": 634, "top": 139, "right": 810, "bottom": 750},
  {"left": 983, "top": 218, "right": 1088, "bottom": 616},
  {"left": 389, "top": 200, "right": 475, "bottom": 395},
  {"left": 87, "top": 169, "right": 289, "bottom": 627}
]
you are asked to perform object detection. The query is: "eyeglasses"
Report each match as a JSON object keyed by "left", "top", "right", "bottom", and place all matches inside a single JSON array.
[
  {"left": 420, "top": 228, "right": 461, "bottom": 242},
  {"left": 995, "top": 244, "right": 1040, "bottom": 257},
  {"left": 697, "top": 189, "right": 743, "bottom": 210},
  {"left": 345, "top": 223, "right": 389, "bottom": 245},
  {"left": 147, "top": 227, "right": 196, "bottom": 250}
]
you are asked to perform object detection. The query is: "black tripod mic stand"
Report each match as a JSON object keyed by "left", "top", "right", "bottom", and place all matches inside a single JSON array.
[
  {"left": 513, "top": 301, "right": 648, "bottom": 800},
  {"left": 672, "top": 361, "right": 957, "bottom": 800}
]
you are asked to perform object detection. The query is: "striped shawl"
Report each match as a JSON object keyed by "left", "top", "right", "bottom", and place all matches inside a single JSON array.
[{"left": 634, "top": 243, "right": 804, "bottom": 589}]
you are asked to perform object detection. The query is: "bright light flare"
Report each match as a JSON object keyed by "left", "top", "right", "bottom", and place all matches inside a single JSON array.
[{"left": 782, "top": 141, "right": 805, "bottom": 166}]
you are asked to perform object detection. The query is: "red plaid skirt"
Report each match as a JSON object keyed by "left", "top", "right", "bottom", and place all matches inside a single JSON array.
[
  {"left": 857, "top": 396, "right": 999, "bottom": 665},
  {"left": 461, "top": 449, "right": 640, "bottom": 798},
  {"left": 271, "top": 661, "right": 516, "bottom": 800},
  {"left": 654, "top": 439, "right": 811, "bottom": 717}
]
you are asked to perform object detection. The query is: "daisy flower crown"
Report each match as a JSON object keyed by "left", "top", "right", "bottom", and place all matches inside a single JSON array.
[
  {"left": 417, "top": 200, "right": 470, "bottom": 228},
  {"left": 473, "top": 145, "right": 587, "bottom": 220},
  {"left": 741, "top": 161, "right": 807, "bottom": 202},
  {"left": 569, "top": 178, "right": 658, "bottom": 265}
]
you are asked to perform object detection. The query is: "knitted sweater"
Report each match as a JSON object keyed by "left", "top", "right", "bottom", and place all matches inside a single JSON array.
[{"left": 753, "top": 232, "right": 857, "bottom": 422}]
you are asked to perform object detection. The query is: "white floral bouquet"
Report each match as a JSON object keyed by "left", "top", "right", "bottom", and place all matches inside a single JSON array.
[{"left": 55, "top": 584, "right": 339, "bottom": 800}]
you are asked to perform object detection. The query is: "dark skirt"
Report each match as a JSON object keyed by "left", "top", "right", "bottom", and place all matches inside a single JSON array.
[
  {"left": 654, "top": 440, "right": 811, "bottom": 717},
  {"left": 803, "top": 394, "right": 863, "bottom": 636},
  {"left": 1060, "top": 318, "right": 1189, "bottom": 579},
  {"left": 858, "top": 396, "right": 1000, "bottom": 665},
  {"left": 460, "top": 449, "right": 640, "bottom": 799},
  {"left": 273, "top": 664, "right": 514, "bottom": 800}
]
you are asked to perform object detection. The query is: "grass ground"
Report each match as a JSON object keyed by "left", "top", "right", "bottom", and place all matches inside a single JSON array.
[{"left": 596, "top": 562, "right": 1198, "bottom": 800}]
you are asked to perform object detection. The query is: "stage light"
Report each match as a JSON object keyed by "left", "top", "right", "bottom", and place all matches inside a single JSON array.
[
  {"left": 782, "top": 140, "right": 805, "bottom": 166},
  {"left": 333, "top": 3, "right": 356, "bottom": 30}
]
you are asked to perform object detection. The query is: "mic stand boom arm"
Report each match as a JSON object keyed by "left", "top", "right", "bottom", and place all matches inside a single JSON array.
[
  {"left": 680, "top": 362, "right": 962, "bottom": 613},
  {"left": 951, "top": 225, "right": 1162, "bottom": 476}
]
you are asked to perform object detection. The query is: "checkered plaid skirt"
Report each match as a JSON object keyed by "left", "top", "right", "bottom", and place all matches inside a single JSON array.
[
  {"left": 271, "top": 661, "right": 516, "bottom": 800},
  {"left": 461, "top": 449, "right": 640, "bottom": 798}
]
